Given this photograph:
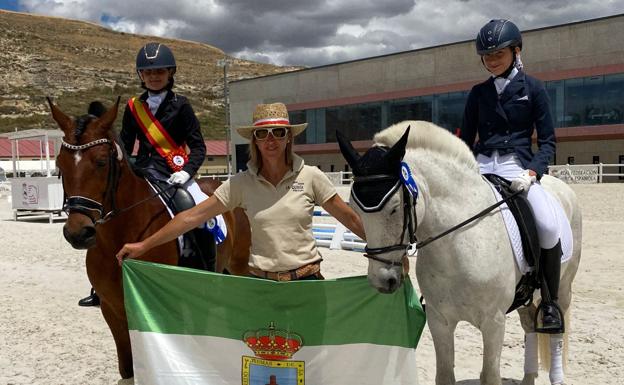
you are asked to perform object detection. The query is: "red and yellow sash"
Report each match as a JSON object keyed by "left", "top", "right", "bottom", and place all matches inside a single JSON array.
[{"left": 127, "top": 97, "right": 188, "bottom": 172}]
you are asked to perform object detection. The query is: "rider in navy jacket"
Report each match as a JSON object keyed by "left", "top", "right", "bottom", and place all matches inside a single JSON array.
[
  {"left": 461, "top": 71, "right": 555, "bottom": 178},
  {"left": 461, "top": 19, "right": 564, "bottom": 335}
]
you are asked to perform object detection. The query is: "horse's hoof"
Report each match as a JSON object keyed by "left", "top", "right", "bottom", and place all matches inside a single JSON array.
[
  {"left": 520, "top": 372, "right": 538, "bottom": 385},
  {"left": 117, "top": 377, "right": 134, "bottom": 385}
]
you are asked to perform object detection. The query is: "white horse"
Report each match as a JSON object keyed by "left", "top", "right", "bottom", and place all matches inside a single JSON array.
[{"left": 337, "top": 120, "right": 581, "bottom": 385}]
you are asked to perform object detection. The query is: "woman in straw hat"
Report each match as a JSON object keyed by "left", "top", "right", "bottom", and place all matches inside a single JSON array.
[{"left": 116, "top": 103, "right": 365, "bottom": 280}]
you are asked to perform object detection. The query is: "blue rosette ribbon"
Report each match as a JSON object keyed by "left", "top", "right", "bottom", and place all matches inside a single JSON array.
[
  {"left": 400, "top": 161, "right": 419, "bottom": 199},
  {"left": 206, "top": 217, "right": 226, "bottom": 244}
]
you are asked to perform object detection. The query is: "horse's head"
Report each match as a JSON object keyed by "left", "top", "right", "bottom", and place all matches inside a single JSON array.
[
  {"left": 338, "top": 127, "right": 416, "bottom": 293},
  {"left": 48, "top": 97, "right": 123, "bottom": 249}
]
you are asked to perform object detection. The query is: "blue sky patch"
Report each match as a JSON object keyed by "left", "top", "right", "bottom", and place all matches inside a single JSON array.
[{"left": 0, "top": 0, "right": 20, "bottom": 12}]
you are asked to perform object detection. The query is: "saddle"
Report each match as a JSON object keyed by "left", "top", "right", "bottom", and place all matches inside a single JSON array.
[
  {"left": 483, "top": 174, "right": 540, "bottom": 313},
  {"left": 137, "top": 164, "right": 216, "bottom": 271}
]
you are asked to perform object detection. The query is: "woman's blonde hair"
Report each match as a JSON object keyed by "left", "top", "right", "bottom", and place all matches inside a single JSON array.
[{"left": 248, "top": 131, "right": 294, "bottom": 173}]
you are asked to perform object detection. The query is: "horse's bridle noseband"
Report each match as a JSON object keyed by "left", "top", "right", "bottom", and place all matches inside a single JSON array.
[{"left": 352, "top": 174, "right": 418, "bottom": 267}]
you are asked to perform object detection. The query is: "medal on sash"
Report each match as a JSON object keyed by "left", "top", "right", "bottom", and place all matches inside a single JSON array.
[{"left": 128, "top": 97, "right": 189, "bottom": 172}]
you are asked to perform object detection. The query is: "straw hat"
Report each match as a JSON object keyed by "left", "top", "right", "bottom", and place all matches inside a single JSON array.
[{"left": 236, "top": 103, "right": 307, "bottom": 140}]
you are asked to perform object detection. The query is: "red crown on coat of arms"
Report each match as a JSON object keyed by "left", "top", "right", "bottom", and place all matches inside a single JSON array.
[{"left": 243, "top": 322, "right": 303, "bottom": 360}]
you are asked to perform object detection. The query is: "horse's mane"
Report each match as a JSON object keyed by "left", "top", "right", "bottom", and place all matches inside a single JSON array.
[
  {"left": 74, "top": 101, "right": 106, "bottom": 139},
  {"left": 74, "top": 115, "right": 95, "bottom": 139},
  {"left": 373, "top": 120, "right": 478, "bottom": 170}
]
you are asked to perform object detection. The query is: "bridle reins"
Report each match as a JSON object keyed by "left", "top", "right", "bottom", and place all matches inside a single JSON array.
[
  {"left": 354, "top": 170, "right": 525, "bottom": 267},
  {"left": 61, "top": 138, "right": 175, "bottom": 226}
]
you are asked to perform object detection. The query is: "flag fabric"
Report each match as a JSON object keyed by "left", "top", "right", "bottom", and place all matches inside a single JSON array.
[{"left": 123, "top": 260, "right": 426, "bottom": 385}]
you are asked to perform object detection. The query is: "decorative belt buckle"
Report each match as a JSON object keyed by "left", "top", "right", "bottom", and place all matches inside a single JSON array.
[{"left": 276, "top": 271, "right": 289, "bottom": 281}]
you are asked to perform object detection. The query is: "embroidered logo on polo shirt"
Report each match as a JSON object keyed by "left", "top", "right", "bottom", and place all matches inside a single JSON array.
[{"left": 291, "top": 181, "right": 304, "bottom": 192}]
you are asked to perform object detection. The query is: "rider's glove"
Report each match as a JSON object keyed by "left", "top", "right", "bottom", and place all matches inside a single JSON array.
[
  {"left": 167, "top": 170, "right": 191, "bottom": 185},
  {"left": 510, "top": 170, "right": 536, "bottom": 192}
]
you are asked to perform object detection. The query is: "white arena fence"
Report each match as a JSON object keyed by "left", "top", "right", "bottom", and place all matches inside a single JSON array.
[
  {"left": 312, "top": 207, "right": 366, "bottom": 252},
  {"left": 548, "top": 163, "right": 624, "bottom": 183}
]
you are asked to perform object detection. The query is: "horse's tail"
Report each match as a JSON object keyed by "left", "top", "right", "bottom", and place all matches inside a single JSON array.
[{"left": 538, "top": 308, "right": 571, "bottom": 371}]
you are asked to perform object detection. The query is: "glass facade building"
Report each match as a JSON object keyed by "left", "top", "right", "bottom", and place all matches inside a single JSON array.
[{"left": 289, "top": 72, "right": 624, "bottom": 145}]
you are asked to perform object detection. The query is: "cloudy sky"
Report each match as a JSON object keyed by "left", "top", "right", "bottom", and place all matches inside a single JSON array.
[{"left": 1, "top": 0, "right": 623, "bottom": 67}]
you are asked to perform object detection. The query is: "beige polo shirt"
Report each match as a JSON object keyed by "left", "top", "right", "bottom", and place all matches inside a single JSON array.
[{"left": 214, "top": 155, "right": 336, "bottom": 272}]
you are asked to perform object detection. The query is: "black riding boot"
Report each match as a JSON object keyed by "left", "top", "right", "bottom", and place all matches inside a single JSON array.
[
  {"left": 196, "top": 228, "right": 217, "bottom": 272},
  {"left": 178, "top": 228, "right": 217, "bottom": 271},
  {"left": 536, "top": 240, "right": 564, "bottom": 334},
  {"left": 78, "top": 288, "right": 100, "bottom": 307}
]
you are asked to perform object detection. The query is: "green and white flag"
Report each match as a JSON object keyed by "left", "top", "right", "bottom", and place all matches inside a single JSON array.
[{"left": 123, "top": 260, "right": 426, "bottom": 385}]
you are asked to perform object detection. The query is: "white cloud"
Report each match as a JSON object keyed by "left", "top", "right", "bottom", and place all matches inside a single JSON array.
[{"left": 15, "top": 0, "right": 624, "bottom": 66}]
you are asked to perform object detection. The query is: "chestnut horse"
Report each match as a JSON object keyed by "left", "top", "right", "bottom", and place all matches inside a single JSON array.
[{"left": 48, "top": 97, "right": 250, "bottom": 379}]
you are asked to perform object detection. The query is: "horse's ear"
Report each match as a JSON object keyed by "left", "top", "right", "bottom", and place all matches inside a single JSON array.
[
  {"left": 336, "top": 130, "right": 361, "bottom": 174},
  {"left": 47, "top": 97, "right": 73, "bottom": 135},
  {"left": 95, "top": 96, "right": 121, "bottom": 133},
  {"left": 385, "top": 126, "right": 410, "bottom": 165}
]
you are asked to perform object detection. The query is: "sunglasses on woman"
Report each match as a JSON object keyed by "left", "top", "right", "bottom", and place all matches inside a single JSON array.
[{"left": 253, "top": 127, "right": 289, "bottom": 140}]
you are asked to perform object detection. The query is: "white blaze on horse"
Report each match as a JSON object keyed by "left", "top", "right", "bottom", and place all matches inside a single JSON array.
[{"left": 338, "top": 120, "right": 581, "bottom": 385}]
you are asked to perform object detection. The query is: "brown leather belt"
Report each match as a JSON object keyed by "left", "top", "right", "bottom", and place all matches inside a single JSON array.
[{"left": 249, "top": 261, "right": 321, "bottom": 282}]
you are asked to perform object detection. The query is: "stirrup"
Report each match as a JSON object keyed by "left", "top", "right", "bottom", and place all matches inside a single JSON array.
[{"left": 534, "top": 301, "right": 565, "bottom": 334}]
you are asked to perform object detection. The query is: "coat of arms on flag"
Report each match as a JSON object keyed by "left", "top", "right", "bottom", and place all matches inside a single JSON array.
[
  {"left": 242, "top": 322, "right": 305, "bottom": 384},
  {"left": 123, "top": 260, "right": 425, "bottom": 385}
]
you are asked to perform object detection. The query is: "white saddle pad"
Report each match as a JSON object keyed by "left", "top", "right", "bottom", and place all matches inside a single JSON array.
[{"left": 485, "top": 181, "right": 573, "bottom": 274}]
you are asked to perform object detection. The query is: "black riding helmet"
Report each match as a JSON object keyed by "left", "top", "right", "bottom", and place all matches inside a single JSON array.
[
  {"left": 136, "top": 42, "right": 176, "bottom": 90},
  {"left": 476, "top": 19, "right": 522, "bottom": 55},
  {"left": 136, "top": 42, "right": 176, "bottom": 72}
]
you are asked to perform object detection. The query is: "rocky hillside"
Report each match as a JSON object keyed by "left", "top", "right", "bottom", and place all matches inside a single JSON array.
[{"left": 0, "top": 10, "right": 299, "bottom": 139}]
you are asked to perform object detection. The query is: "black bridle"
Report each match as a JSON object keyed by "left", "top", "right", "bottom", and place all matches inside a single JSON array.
[
  {"left": 352, "top": 174, "right": 418, "bottom": 267},
  {"left": 61, "top": 138, "right": 120, "bottom": 225},
  {"left": 61, "top": 138, "right": 174, "bottom": 226}
]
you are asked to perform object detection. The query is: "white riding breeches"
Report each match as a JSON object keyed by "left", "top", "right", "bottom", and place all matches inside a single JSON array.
[
  {"left": 183, "top": 179, "right": 208, "bottom": 204},
  {"left": 182, "top": 179, "right": 228, "bottom": 243},
  {"left": 182, "top": 179, "right": 208, "bottom": 232},
  {"left": 477, "top": 151, "right": 560, "bottom": 249}
]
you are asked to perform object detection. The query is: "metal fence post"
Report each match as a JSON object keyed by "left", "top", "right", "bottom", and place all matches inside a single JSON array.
[{"left": 599, "top": 163, "right": 603, "bottom": 183}]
